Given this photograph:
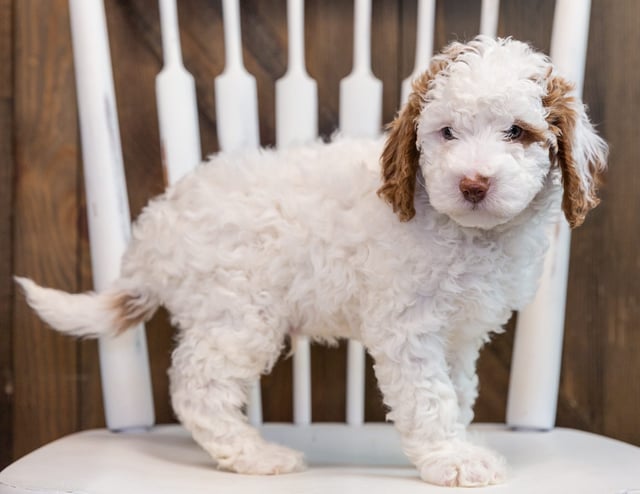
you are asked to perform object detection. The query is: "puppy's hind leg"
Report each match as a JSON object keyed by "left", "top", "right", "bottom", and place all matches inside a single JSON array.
[{"left": 169, "top": 309, "right": 304, "bottom": 475}]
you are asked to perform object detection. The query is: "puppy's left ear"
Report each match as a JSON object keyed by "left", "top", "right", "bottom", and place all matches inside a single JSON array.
[{"left": 544, "top": 75, "right": 608, "bottom": 228}]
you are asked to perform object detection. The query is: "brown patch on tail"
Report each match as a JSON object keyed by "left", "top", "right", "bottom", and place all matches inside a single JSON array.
[{"left": 109, "top": 291, "right": 157, "bottom": 334}]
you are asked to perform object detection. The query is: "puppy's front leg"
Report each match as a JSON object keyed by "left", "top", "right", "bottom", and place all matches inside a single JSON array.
[
  {"left": 447, "top": 334, "right": 486, "bottom": 427},
  {"left": 368, "top": 327, "right": 505, "bottom": 487}
]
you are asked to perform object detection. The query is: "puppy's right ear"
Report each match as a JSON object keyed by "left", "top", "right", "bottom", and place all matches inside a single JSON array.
[{"left": 377, "top": 56, "right": 455, "bottom": 222}]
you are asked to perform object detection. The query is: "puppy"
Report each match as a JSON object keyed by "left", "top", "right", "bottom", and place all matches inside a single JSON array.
[{"left": 17, "top": 37, "right": 607, "bottom": 487}]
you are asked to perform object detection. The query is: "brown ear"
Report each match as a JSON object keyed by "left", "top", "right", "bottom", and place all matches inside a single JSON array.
[
  {"left": 378, "top": 55, "right": 455, "bottom": 222},
  {"left": 543, "top": 76, "right": 608, "bottom": 228},
  {"left": 377, "top": 84, "right": 423, "bottom": 222}
]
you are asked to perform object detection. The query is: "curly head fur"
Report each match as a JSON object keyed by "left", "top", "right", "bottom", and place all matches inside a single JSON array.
[{"left": 378, "top": 36, "right": 607, "bottom": 228}]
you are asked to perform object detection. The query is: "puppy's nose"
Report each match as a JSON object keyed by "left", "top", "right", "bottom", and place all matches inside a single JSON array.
[{"left": 459, "top": 176, "right": 490, "bottom": 204}]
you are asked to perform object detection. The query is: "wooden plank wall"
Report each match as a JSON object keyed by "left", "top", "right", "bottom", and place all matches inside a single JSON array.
[
  {"left": 0, "top": 0, "right": 14, "bottom": 471},
  {"left": 2, "top": 0, "right": 639, "bottom": 467}
]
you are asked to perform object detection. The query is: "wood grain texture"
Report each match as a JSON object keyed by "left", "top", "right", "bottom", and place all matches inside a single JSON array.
[
  {"left": 12, "top": 0, "right": 81, "bottom": 460},
  {"left": 0, "top": 0, "right": 15, "bottom": 470},
  {"left": 559, "top": 0, "right": 640, "bottom": 444},
  {"left": 3, "top": 0, "right": 640, "bottom": 468}
]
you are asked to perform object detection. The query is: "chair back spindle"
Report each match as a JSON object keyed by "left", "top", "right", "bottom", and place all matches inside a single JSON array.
[
  {"left": 215, "top": 0, "right": 260, "bottom": 152},
  {"left": 275, "top": 0, "right": 318, "bottom": 149},
  {"left": 507, "top": 0, "right": 593, "bottom": 430},
  {"left": 338, "top": 0, "right": 382, "bottom": 426},
  {"left": 213, "top": 0, "right": 264, "bottom": 425},
  {"left": 156, "top": 0, "right": 201, "bottom": 185},
  {"left": 339, "top": 0, "right": 382, "bottom": 139},
  {"left": 68, "top": 0, "right": 155, "bottom": 431},
  {"left": 275, "top": 0, "right": 318, "bottom": 426},
  {"left": 401, "top": 0, "right": 436, "bottom": 105},
  {"left": 479, "top": 0, "right": 500, "bottom": 38}
]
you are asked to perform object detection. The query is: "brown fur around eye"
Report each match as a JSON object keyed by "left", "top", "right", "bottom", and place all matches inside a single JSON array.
[{"left": 511, "top": 120, "right": 552, "bottom": 148}]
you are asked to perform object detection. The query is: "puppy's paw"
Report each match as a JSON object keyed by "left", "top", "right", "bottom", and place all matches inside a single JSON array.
[
  {"left": 417, "top": 440, "right": 506, "bottom": 487},
  {"left": 219, "top": 441, "right": 306, "bottom": 475}
]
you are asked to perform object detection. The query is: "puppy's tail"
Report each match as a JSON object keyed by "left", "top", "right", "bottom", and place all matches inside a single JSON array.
[{"left": 14, "top": 276, "right": 159, "bottom": 338}]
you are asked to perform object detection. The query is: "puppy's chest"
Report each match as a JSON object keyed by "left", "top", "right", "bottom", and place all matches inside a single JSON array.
[{"left": 431, "top": 236, "right": 540, "bottom": 322}]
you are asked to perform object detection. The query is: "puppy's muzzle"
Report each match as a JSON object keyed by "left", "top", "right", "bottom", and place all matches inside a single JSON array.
[{"left": 459, "top": 176, "right": 490, "bottom": 204}]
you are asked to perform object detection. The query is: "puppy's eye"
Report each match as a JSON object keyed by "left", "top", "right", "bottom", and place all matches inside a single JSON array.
[
  {"left": 505, "top": 125, "right": 524, "bottom": 141},
  {"left": 441, "top": 127, "right": 456, "bottom": 141}
]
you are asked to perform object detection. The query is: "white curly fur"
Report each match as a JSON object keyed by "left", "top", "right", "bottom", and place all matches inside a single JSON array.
[{"left": 17, "top": 37, "right": 607, "bottom": 487}]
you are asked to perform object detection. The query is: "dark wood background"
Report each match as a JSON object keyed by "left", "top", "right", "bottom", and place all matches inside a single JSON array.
[{"left": 1, "top": 0, "right": 639, "bottom": 468}]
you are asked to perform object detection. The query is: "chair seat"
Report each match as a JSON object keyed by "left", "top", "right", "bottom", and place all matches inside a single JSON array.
[{"left": 1, "top": 423, "right": 639, "bottom": 493}]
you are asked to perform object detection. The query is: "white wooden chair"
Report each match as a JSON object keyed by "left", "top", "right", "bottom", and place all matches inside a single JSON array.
[{"left": 2, "top": 0, "right": 639, "bottom": 493}]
